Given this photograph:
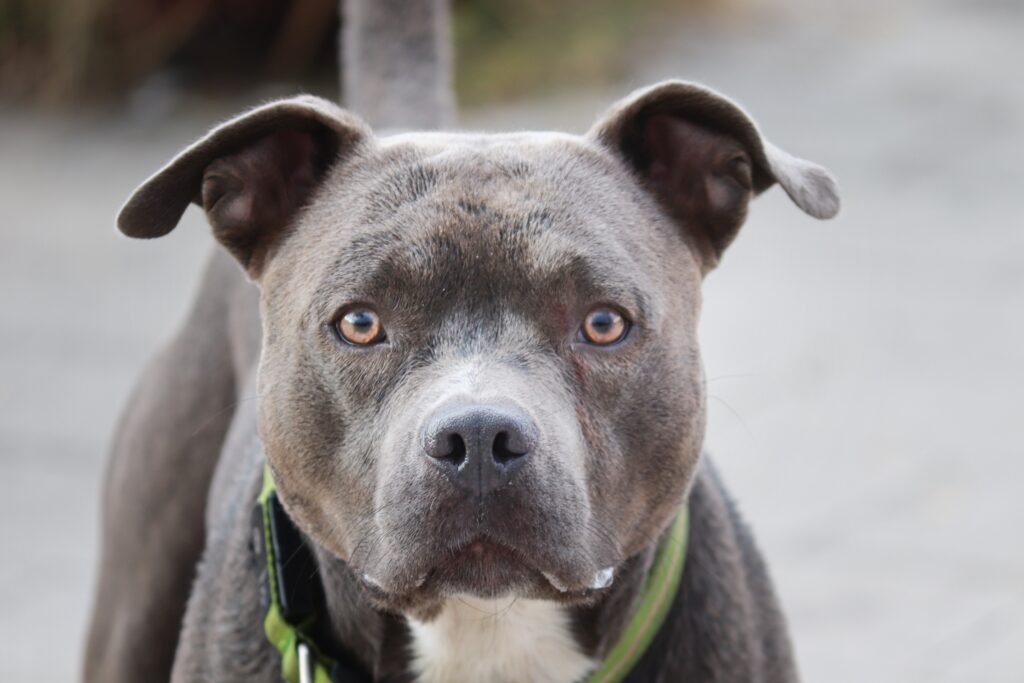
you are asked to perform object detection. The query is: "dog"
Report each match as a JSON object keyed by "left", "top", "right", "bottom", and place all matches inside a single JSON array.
[{"left": 83, "top": 1, "right": 839, "bottom": 681}]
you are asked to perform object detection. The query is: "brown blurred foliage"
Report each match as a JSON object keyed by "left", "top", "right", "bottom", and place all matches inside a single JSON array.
[
  {"left": 0, "top": 0, "right": 339, "bottom": 103},
  {"left": 0, "top": 0, "right": 698, "bottom": 106}
]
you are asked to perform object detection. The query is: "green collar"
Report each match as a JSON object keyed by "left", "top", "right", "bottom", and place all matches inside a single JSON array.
[
  {"left": 588, "top": 508, "right": 690, "bottom": 683},
  {"left": 256, "top": 466, "right": 689, "bottom": 683}
]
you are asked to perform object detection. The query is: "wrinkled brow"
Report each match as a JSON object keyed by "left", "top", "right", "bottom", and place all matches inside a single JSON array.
[{"left": 307, "top": 216, "right": 648, "bottom": 328}]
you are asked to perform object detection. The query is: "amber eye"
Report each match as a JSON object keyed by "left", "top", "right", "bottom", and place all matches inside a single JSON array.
[
  {"left": 335, "top": 308, "right": 385, "bottom": 346},
  {"left": 580, "top": 307, "right": 629, "bottom": 346}
]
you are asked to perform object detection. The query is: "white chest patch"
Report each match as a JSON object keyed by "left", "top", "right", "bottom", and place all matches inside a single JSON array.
[{"left": 407, "top": 596, "right": 596, "bottom": 683}]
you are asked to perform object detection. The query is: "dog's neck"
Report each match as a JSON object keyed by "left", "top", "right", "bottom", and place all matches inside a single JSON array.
[{"left": 311, "top": 542, "right": 657, "bottom": 682}]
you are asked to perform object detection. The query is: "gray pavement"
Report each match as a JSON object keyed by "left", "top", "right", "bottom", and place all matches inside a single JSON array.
[{"left": 2, "top": 0, "right": 1022, "bottom": 680}]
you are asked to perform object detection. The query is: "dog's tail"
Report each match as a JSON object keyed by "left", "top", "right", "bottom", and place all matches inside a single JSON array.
[{"left": 341, "top": 0, "right": 455, "bottom": 130}]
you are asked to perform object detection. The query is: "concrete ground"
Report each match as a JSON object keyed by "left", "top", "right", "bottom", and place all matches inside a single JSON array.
[{"left": 1, "top": 0, "right": 1021, "bottom": 680}]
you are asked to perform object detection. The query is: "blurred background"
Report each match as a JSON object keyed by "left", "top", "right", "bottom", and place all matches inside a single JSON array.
[{"left": 1, "top": 0, "right": 1021, "bottom": 680}]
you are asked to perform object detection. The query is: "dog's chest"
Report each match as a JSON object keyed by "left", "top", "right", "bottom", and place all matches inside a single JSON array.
[{"left": 407, "top": 596, "right": 596, "bottom": 683}]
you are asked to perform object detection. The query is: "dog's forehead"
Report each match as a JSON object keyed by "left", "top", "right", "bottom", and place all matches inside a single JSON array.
[
  {"left": 311, "top": 131, "right": 663, "bottom": 275},
  {"left": 357, "top": 130, "right": 623, "bottom": 216},
  {"left": 352, "top": 130, "right": 630, "bottom": 215},
  {"left": 268, "top": 129, "right": 691, "bottom": 323}
]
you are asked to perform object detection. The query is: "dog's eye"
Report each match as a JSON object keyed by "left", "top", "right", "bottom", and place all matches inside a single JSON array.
[
  {"left": 335, "top": 308, "right": 385, "bottom": 346},
  {"left": 579, "top": 307, "right": 629, "bottom": 346}
]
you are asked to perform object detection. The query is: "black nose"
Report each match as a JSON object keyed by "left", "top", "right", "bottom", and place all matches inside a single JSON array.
[{"left": 422, "top": 403, "right": 538, "bottom": 497}]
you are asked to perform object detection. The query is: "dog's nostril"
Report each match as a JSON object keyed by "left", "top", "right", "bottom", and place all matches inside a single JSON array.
[
  {"left": 492, "top": 430, "right": 528, "bottom": 465},
  {"left": 437, "top": 433, "right": 467, "bottom": 467},
  {"left": 422, "top": 404, "right": 536, "bottom": 496}
]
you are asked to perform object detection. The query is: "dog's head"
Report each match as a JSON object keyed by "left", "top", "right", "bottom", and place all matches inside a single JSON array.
[{"left": 120, "top": 82, "right": 838, "bottom": 612}]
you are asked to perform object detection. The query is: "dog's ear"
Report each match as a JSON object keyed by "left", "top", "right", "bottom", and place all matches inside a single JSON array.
[
  {"left": 588, "top": 80, "right": 839, "bottom": 270},
  {"left": 118, "top": 95, "right": 370, "bottom": 277}
]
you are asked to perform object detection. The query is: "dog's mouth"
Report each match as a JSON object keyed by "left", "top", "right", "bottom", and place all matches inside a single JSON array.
[{"left": 357, "top": 536, "right": 616, "bottom": 608}]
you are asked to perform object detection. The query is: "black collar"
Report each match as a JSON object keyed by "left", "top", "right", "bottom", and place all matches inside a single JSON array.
[{"left": 253, "top": 481, "right": 371, "bottom": 682}]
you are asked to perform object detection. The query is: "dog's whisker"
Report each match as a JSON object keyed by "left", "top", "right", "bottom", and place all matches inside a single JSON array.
[
  {"left": 708, "top": 394, "right": 757, "bottom": 441},
  {"left": 705, "top": 372, "right": 759, "bottom": 384},
  {"left": 187, "top": 394, "right": 260, "bottom": 439}
]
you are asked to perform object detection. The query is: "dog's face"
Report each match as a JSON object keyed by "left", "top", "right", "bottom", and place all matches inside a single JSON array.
[
  {"left": 256, "top": 131, "right": 708, "bottom": 609},
  {"left": 119, "top": 83, "right": 838, "bottom": 613}
]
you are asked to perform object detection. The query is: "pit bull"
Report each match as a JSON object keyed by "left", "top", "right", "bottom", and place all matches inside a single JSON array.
[{"left": 83, "top": 1, "right": 839, "bottom": 681}]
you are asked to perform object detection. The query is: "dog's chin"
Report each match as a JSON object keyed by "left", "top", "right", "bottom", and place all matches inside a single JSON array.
[{"left": 358, "top": 538, "right": 610, "bottom": 614}]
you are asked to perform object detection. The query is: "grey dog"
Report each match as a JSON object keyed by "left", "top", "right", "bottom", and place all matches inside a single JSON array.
[{"left": 83, "top": 1, "right": 839, "bottom": 681}]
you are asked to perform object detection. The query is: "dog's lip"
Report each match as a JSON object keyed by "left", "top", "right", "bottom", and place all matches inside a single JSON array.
[
  {"left": 431, "top": 536, "right": 611, "bottom": 597},
  {"left": 356, "top": 537, "right": 618, "bottom": 604},
  {"left": 432, "top": 535, "right": 534, "bottom": 575},
  {"left": 355, "top": 537, "right": 535, "bottom": 597},
  {"left": 543, "top": 566, "right": 615, "bottom": 592}
]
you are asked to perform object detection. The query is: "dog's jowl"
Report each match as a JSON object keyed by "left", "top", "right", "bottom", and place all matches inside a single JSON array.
[{"left": 84, "top": 1, "right": 839, "bottom": 682}]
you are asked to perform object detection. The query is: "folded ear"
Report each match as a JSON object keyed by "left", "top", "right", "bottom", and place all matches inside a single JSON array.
[
  {"left": 588, "top": 80, "right": 839, "bottom": 270},
  {"left": 118, "top": 95, "right": 371, "bottom": 277}
]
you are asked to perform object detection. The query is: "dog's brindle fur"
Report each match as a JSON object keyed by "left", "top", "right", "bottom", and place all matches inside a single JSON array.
[{"left": 83, "top": 1, "right": 839, "bottom": 681}]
